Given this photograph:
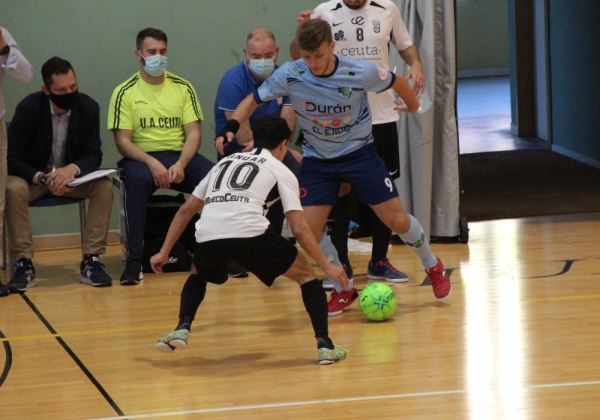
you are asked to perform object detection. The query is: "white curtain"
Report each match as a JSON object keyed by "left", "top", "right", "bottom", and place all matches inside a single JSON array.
[{"left": 393, "top": 0, "right": 460, "bottom": 238}]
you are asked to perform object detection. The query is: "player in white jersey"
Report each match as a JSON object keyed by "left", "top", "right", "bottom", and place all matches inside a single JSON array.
[
  {"left": 291, "top": 0, "right": 425, "bottom": 289},
  {"left": 151, "top": 116, "right": 349, "bottom": 365},
  {"left": 218, "top": 20, "right": 451, "bottom": 316}
]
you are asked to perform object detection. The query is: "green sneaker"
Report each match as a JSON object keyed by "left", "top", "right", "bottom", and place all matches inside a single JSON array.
[
  {"left": 155, "top": 329, "right": 190, "bottom": 353},
  {"left": 317, "top": 344, "right": 347, "bottom": 365}
]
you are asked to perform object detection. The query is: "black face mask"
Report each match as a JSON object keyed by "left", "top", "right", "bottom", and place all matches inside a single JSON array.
[{"left": 49, "top": 90, "right": 79, "bottom": 110}]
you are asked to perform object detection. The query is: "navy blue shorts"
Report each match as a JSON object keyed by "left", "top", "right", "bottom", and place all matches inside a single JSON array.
[{"left": 299, "top": 143, "right": 398, "bottom": 206}]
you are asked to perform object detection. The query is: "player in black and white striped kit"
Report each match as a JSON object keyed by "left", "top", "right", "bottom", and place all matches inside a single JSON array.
[{"left": 151, "top": 116, "right": 349, "bottom": 365}]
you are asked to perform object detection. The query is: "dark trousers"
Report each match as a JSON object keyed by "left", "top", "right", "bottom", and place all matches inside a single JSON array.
[{"left": 118, "top": 151, "right": 214, "bottom": 261}]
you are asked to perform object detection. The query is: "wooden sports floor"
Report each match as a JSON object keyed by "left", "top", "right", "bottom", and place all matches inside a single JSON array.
[{"left": 1, "top": 212, "right": 600, "bottom": 419}]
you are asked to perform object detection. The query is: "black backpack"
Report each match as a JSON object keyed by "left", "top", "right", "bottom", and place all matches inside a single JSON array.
[{"left": 141, "top": 194, "right": 198, "bottom": 273}]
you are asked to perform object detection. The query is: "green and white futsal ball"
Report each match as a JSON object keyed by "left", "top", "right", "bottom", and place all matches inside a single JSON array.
[{"left": 359, "top": 283, "right": 397, "bottom": 321}]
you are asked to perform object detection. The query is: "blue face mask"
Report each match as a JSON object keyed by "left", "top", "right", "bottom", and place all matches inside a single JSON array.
[
  {"left": 143, "top": 54, "right": 168, "bottom": 77},
  {"left": 247, "top": 58, "right": 275, "bottom": 78}
]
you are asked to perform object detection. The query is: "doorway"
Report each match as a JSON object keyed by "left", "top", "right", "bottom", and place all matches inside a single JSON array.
[{"left": 455, "top": 0, "right": 547, "bottom": 154}]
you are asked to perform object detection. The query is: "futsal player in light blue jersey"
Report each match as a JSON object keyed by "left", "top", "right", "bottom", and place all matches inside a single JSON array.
[{"left": 217, "top": 19, "right": 451, "bottom": 315}]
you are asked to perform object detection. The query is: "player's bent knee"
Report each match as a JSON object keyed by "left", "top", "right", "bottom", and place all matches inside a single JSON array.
[
  {"left": 389, "top": 212, "right": 411, "bottom": 234},
  {"left": 187, "top": 273, "right": 203, "bottom": 282},
  {"left": 181, "top": 273, "right": 207, "bottom": 293}
]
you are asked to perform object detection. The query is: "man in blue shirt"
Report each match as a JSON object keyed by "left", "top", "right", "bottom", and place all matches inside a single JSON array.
[
  {"left": 214, "top": 28, "right": 299, "bottom": 163},
  {"left": 217, "top": 19, "right": 451, "bottom": 314}
]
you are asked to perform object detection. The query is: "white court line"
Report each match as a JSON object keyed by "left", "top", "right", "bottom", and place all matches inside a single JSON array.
[{"left": 89, "top": 379, "right": 600, "bottom": 420}]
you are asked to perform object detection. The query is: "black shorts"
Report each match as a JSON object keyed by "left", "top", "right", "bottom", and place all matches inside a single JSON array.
[
  {"left": 192, "top": 228, "right": 298, "bottom": 287},
  {"left": 372, "top": 122, "right": 400, "bottom": 180}
]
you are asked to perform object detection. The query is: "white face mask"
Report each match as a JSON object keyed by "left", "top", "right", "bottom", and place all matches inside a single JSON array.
[
  {"left": 142, "top": 54, "right": 168, "bottom": 77},
  {"left": 247, "top": 58, "right": 275, "bottom": 78}
]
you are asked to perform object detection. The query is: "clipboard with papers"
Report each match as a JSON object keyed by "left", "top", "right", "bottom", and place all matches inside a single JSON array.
[{"left": 67, "top": 169, "right": 118, "bottom": 187}]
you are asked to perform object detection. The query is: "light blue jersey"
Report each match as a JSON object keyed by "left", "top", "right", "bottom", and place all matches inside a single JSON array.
[{"left": 256, "top": 56, "right": 395, "bottom": 159}]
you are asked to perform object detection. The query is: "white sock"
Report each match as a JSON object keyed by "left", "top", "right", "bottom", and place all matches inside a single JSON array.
[
  {"left": 319, "top": 231, "right": 353, "bottom": 292},
  {"left": 398, "top": 215, "right": 437, "bottom": 269}
]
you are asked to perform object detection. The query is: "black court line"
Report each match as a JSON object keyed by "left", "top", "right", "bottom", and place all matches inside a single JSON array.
[
  {"left": 0, "top": 330, "right": 12, "bottom": 387},
  {"left": 20, "top": 294, "right": 124, "bottom": 416}
]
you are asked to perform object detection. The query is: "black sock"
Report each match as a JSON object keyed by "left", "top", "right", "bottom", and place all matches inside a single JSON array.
[
  {"left": 176, "top": 274, "right": 206, "bottom": 331},
  {"left": 176, "top": 316, "right": 193, "bottom": 332},
  {"left": 317, "top": 336, "right": 334, "bottom": 349},
  {"left": 370, "top": 208, "right": 392, "bottom": 262},
  {"left": 350, "top": 192, "right": 371, "bottom": 232},
  {"left": 328, "top": 195, "right": 350, "bottom": 266},
  {"left": 300, "top": 279, "right": 332, "bottom": 348}
]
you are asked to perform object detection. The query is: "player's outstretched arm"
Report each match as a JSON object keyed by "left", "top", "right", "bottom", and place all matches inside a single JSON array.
[
  {"left": 151, "top": 195, "right": 204, "bottom": 274},
  {"left": 391, "top": 75, "right": 420, "bottom": 113},
  {"left": 215, "top": 94, "right": 259, "bottom": 155},
  {"left": 287, "top": 210, "right": 348, "bottom": 289}
]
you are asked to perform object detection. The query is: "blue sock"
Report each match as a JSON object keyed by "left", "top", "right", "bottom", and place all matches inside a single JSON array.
[{"left": 399, "top": 215, "right": 437, "bottom": 269}]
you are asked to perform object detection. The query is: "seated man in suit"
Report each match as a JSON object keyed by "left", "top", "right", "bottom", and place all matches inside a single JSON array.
[
  {"left": 108, "top": 27, "right": 214, "bottom": 285},
  {"left": 6, "top": 56, "right": 113, "bottom": 292}
]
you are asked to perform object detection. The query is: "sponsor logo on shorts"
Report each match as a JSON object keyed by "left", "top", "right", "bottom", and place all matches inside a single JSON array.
[{"left": 299, "top": 187, "right": 308, "bottom": 199}]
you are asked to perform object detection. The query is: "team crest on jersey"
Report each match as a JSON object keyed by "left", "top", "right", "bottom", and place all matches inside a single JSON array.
[
  {"left": 338, "top": 87, "right": 352, "bottom": 98},
  {"left": 378, "top": 67, "right": 388, "bottom": 80},
  {"left": 372, "top": 20, "right": 381, "bottom": 33},
  {"left": 334, "top": 30, "right": 345, "bottom": 41}
]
